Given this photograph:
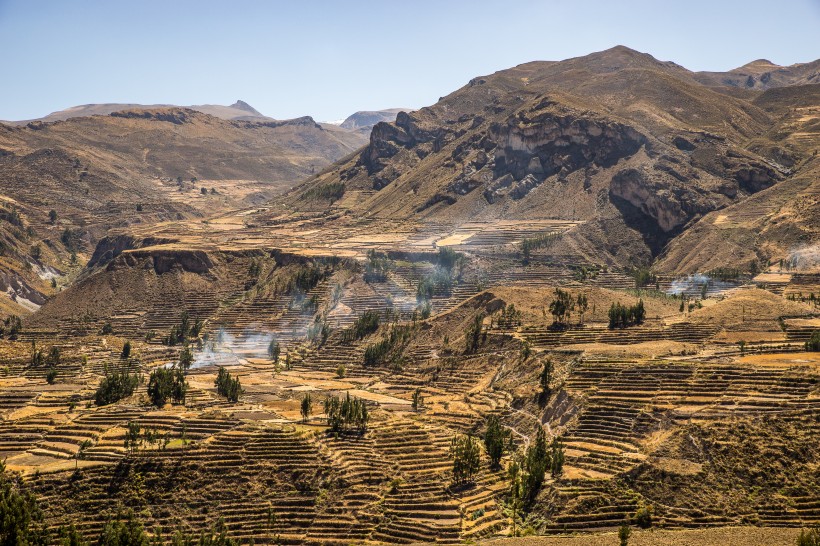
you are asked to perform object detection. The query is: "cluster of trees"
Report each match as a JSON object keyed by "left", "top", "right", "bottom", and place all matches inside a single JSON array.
[
  {"left": 341, "top": 310, "right": 380, "bottom": 343},
  {"left": 363, "top": 323, "right": 413, "bottom": 367},
  {"left": 519, "top": 428, "right": 565, "bottom": 503},
  {"left": 60, "top": 227, "right": 82, "bottom": 253},
  {"left": 607, "top": 300, "right": 646, "bottom": 329},
  {"left": 214, "top": 367, "right": 243, "bottom": 402},
  {"left": 304, "top": 182, "right": 345, "bottom": 202},
  {"left": 547, "top": 289, "right": 589, "bottom": 327},
  {"left": 416, "top": 269, "right": 453, "bottom": 301},
  {"left": 520, "top": 232, "right": 560, "bottom": 264},
  {"left": 288, "top": 262, "right": 330, "bottom": 294},
  {"left": 30, "top": 343, "right": 61, "bottom": 368},
  {"left": 0, "top": 315, "right": 22, "bottom": 340},
  {"left": 95, "top": 366, "right": 142, "bottom": 406},
  {"left": 124, "top": 421, "right": 173, "bottom": 454},
  {"left": 165, "top": 312, "right": 203, "bottom": 346},
  {"left": 494, "top": 304, "right": 522, "bottom": 328},
  {"left": 324, "top": 392, "right": 369, "bottom": 434},
  {"left": 363, "top": 250, "right": 391, "bottom": 283},
  {"left": 0, "top": 458, "right": 50, "bottom": 546},
  {"left": 450, "top": 434, "right": 481, "bottom": 485},
  {"left": 631, "top": 267, "right": 657, "bottom": 289},
  {"left": 306, "top": 314, "right": 330, "bottom": 346},
  {"left": 147, "top": 365, "right": 188, "bottom": 407}
]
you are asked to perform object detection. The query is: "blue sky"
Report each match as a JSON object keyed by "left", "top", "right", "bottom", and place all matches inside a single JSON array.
[{"left": 1, "top": 0, "right": 818, "bottom": 122}]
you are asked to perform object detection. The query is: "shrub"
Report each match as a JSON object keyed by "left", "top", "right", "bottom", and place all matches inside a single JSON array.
[
  {"left": 121, "top": 341, "right": 131, "bottom": 360},
  {"left": 797, "top": 527, "right": 820, "bottom": 546},
  {"left": 633, "top": 504, "right": 653, "bottom": 529},
  {"left": 45, "top": 368, "right": 57, "bottom": 385},
  {"left": 336, "top": 364, "right": 346, "bottom": 378}
]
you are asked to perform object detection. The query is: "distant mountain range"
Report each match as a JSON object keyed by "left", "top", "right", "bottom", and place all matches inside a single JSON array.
[{"left": 4, "top": 101, "right": 407, "bottom": 133}]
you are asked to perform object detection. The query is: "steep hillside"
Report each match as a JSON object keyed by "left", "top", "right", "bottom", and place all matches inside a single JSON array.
[
  {"left": 288, "top": 46, "right": 813, "bottom": 271},
  {"left": 0, "top": 108, "right": 367, "bottom": 314}
]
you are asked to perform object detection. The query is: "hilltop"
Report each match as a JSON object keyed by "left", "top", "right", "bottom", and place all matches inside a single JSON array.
[{"left": 289, "top": 46, "right": 818, "bottom": 273}]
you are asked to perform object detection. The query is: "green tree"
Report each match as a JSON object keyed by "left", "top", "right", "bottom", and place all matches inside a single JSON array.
[
  {"left": 522, "top": 427, "right": 549, "bottom": 503},
  {"left": 540, "top": 359, "right": 553, "bottom": 395},
  {"left": 121, "top": 341, "right": 132, "bottom": 360},
  {"left": 300, "top": 392, "right": 312, "bottom": 423},
  {"left": 619, "top": 524, "right": 631, "bottom": 546},
  {"left": 806, "top": 330, "right": 820, "bottom": 352},
  {"left": 268, "top": 340, "right": 280, "bottom": 363},
  {"left": 48, "top": 210, "right": 57, "bottom": 224},
  {"left": 484, "top": 415, "right": 510, "bottom": 469},
  {"left": 178, "top": 345, "right": 193, "bottom": 371},
  {"left": 465, "top": 313, "right": 485, "bottom": 354},
  {"left": 411, "top": 388, "right": 424, "bottom": 411},
  {"left": 214, "top": 367, "right": 243, "bottom": 403},
  {"left": 0, "top": 459, "right": 50, "bottom": 546},
  {"left": 450, "top": 434, "right": 481, "bottom": 485},
  {"left": 550, "top": 437, "right": 565, "bottom": 478},
  {"left": 507, "top": 460, "right": 523, "bottom": 537},
  {"left": 548, "top": 289, "right": 575, "bottom": 326},
  {"left": 97, "top": 513, "right": 149, "bottom": 546},
  {"left": 148, "top": 366, "right": 187, "bottom": 407},
  {"left": 95, "top": 367, "right": 140, "bottom": 406},
  {"left": 46, "top": 368, "right": 58, "bottom": 385},
  {"left": 76, "top": 440, "right": 92, "bottom": 470}
]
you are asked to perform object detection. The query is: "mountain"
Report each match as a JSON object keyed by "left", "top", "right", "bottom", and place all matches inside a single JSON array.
[
  {"left": 0, "top": 107, "right": 367, "bottom": 314},
  {"left": 288, "top": 45, "right": 818, "bottom": 273},
  {"left": 3, "top": 100, "right": 276, "bottom": 125},
  {"left": 339, "top": 108, "right": 407, "bottom": 130},
  {"left": 694, "top": 58, "right": 820, "bottom": 90}
]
